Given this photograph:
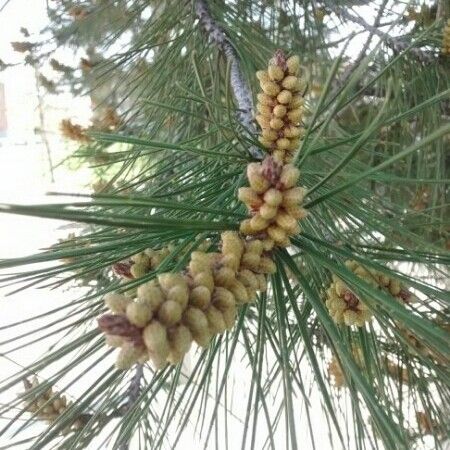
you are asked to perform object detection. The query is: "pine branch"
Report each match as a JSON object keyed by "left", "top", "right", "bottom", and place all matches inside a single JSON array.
[
  {"left": 122, "top": 363, "right": 143, "bottom": 412},
  {"left": 329, "top": 4, "right": 435, "bottom": 63},
  {"left": 33, "top": 62, "right": 55, "bottom": 183},
  {"left": 117, "top": 363, "right": 144, "bottom": 450},
  {"left": 335, "top": 0, "right": 388, "bottom": 89},
  {"left": 194, "top": 0, "right": 264, "bottom": 160}
]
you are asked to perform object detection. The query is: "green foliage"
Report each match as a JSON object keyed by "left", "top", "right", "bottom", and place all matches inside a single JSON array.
[{"left": 1, "top": 0, "right": 449, "bottom": 449}]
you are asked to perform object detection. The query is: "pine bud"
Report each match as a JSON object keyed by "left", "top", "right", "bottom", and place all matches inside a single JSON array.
[
  {"left": 287, "top": 138, "right": 300, "bottom": 151},
  {"left": 205, "top": 306, "right": 227, "bottom": 334},
  {"left": 221, "top": 231, "right": 244, "bottom": 256},
  {"left": 130, "top": 263, "right": 148, "bottom": 278},
  {"left": 290, "top": 94, "right": 304, "bottom": 108},
  {"left": 150, "top": 254, "right": 163, "bottom": 267},
  {"left": 277, "top": 90, "right": 292, "bottom": 104},
  {"left": 250, "top": 214, "right": 269, "bottom": 232},
  {"left": 258, "top": 257, "right": 277, "bottom": 274},
  {"left": 238, "top": 269, "right": 259, "bottom": 290},
  {"left": 43, "top": 405, "right": 54, "bottom": 415},
  {"left": 158, "top": 273, "right": 187, "bottom": 292},
  {"left": 261, "top": 81, "right": 281, "bottom": 96},
  {"left": 137, "top": 284, "right": 165, "bottom": 311},
  {"left": 189, "top": 258, "right": 211, "bottom": 276},
  {"left": 257, "top": 103, "right": 272, "bottom": 116},
  {"left": 343, "top": 310, "right": 359, "bottom": 327},
  {"left": 116, "top": 344, "right": 145, "bottom": 370},
  {"left": 222, "top": 254, "right": 240, "bottom": 271},
  {"left": 143, "top": 321, "right": 170, "bottom": 363},
  {"left": 229, "top": 280, "right": 250, "bottom": 304},
  {"left": 282, "top": 187, "right": 306, "bottom": 206},
  {"left": 273, "top": 150, "right": 285, "bottom": 163},
  {"left": 283, "top": 153, "right": 294, "bottom": 164},
  {"left": 325, "top": 261, "right": 377, "bottom": 327},
  {"left": 333, "top": 280, "right": 345, "bottom": 297},
  {"left": 158, "top": 300, "right": 182, "bottom": 327},
  {"left": 190, "top": 286, "right": 211, "bottom": 309},
  {"left": 183, "top": 307, "right": 209, "bottom": 336},
  {"left": 268, "top": 64, "right": 285, "bottom": 81},
  {"left": 284, "top": 125, "right": 302, "bottom": 138},
  {"left": 98, "top": 314, "right": 144, "bottom": 346},
  {"left": 213, "top": 287, "right": 236, "bottom": 311},
  {"left": 167, "top": 285, "right": 189, "bottom": 308},
  {"left": 247, "top": 163, "right": 270, "bottom": 193},
  {"left": 241, "top": 252, "right": 261, "bottom": 271},
  {"left": 282, "top": 76, "right": 299, "bottom": 91},
  {"left": 193, "top": 272, "right": 215, "bottom": 292},
  {"left": 345, "top": 260, "right": 358, "bottom": 270},
  {"left": 280, "top": 165, "right": 300, "bottom": 188},
  {"left": 260, "top": 203, "right": 278, "bottom": 219},
  {"left": 167, "top": 325, "right": 192, "bottom": 364},
  {"left": 269, "top": 117, "right": 284, "bottom": 130},
  {"left": 256, "top": 114, "right": 270, "bottom": 129},
  {"left": 259, "top": 137, "right": 275, "bottom": 148},
  {"left": 354, "top": 266, "right": 370, "bottom": 279},
  {"left": 193, "top": 330, "right": 212, "bottom": 347},
  {"left": 267, "top": 225, "right": 287, "bottom": 244},
  {"left": 273, "top": 104, "right": 287, "bottom": 118},
  {"left": 276, "top": 211, "right": 298, "bottom": 233},
  {"left": 105, "top": 335, "right": 124, "bottom": 348},
  {"left": 191, "top": 250, "right": 212, "bottom": 262},
  {"left": 262, "top": 238, "right": 275, "bottom": 251},
  {"left": 52, "top": 398, "right": 63, "bottom": 411},
  {"left": 240, "top": 218, "right": 256, "bottom": 235},
  {"left": 389, "top": 279, "right": 401, "bottom": 296},
  {"left": 126, "top": 301, "right": 153, "bottom": 328},
  {"left": 214, "top": 267, "right": 235, "bottom": 288},
  {"left": 276, "top": 138, "right": 290, "bottom": 150},
  {"left": 222, "top": 305, "right": 236, "bottom": 329},
  {"left": 263, "top": 188, "right": 283, "bottom": 206},
  {"left": 287, "top": 109, "right": 302, "bottom": 123},
  {"left": 104, "top": 293, "right": 130, "bottom": 313},
  {"left": 131, "top": 252, "right": 150, "bottom": 266},
  {"left": 245, "top": 239, "right": 264, "bottom": 255},
  {"left": 256, "top": 70, "right": 269, "bottom": 82},
  {"left": 257, "top": 93, "right": 275, "bottom": 106},
  {"left": 256, "top": 274, "right": 268, "bottom": 291},
  {"left": 262, "top": 129, "right": 278, "bottom": 141},
  {"left": 286, "top": 55, "right": 300, "bottom": 75}
]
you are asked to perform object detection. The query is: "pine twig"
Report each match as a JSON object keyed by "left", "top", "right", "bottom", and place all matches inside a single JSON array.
[
  {"left": 33, "top": 65, "right": 55, "bottom": 182},
  {"left": 194, "top": 0, "right": 264, "bottom": 160},
  {"left": 328, "top": 4, "right": 435, "bottom": 63},
  {"left": 335, "top": 0, "right": 389, "bottom": 90},
  {"left": 117, "top": 363, "right": 144, "bottom": 450},
  {"left": 123, "top": 363, "right": 143, "bottom": 411}
]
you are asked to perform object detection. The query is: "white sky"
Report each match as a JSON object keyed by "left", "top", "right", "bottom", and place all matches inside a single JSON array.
[{"left": 0, "top": 2, "right": 99, "bottom": 447}]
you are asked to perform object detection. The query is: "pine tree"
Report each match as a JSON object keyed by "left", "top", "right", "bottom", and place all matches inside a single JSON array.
[{"left": 1, "top": 1, "right": 449, "bottom": 449}]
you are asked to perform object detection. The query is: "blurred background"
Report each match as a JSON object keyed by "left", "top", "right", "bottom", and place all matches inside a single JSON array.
[{"left": 0, "top": 2, "right": 95, "bottom": 447}]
